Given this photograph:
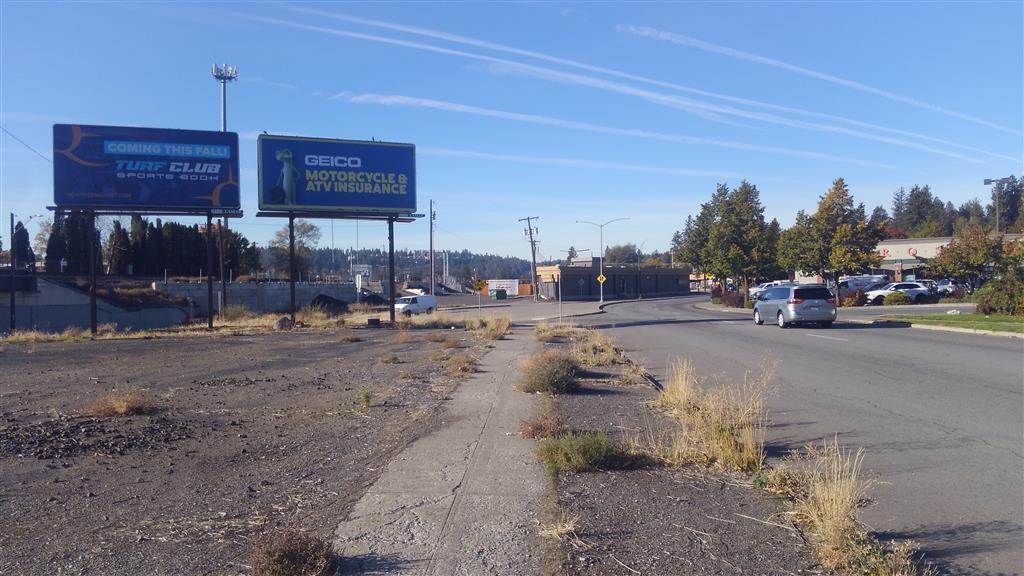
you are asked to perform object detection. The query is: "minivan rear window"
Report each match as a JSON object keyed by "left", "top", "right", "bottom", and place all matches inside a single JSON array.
[{"left": 795, "top": 287, "right": 833, "bottom": 300}]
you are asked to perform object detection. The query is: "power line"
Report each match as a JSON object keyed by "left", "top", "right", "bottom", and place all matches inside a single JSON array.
[{"left": 0, "top": 126, "right": 51, "bottom": 163}]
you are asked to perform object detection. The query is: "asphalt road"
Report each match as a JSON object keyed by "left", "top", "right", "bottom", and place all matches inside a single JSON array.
[{"left": 578, "top": 295, "right": 1023, "bottom": 576}]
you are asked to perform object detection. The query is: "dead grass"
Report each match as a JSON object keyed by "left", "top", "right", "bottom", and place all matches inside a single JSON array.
[
  {"left": 379, "top": 355, "right": 402, "bottom": 364},
  {"left": 625, "top": 425, "right": 697, "bottom": 467},
  {"left": 520, "top": 411, "right": 566, "bottom": 439},
  {"left": 339, "top": 334, "right": 363, "bottom": 343},
  {"left": 478, "top": 315, "right": 511, "bottom": 340},
  {"left": 445, "top": 353, "right": 478, "bottom": 375},
  {"left": 518, "top": 350, "right": 579, "bottom": 394},
  {"left": 424, "top": 333, "right": 448, "bottom": 343},
  {"left": 537, "top": 431, "right": 615, "bottom": 474},
  {"left": 250, "top": 529, "right": 336, "bottom": 576},
  {"left": 616, "top": 361, "right": 652, "bottom": 386},
  {"left": 85, "top": 390, "right": 158, "bottom": 417},
  {"left": 219, "top": 305, "right": 253, "bottom": 322},
  {"left": 756, "top": 439, "right": 935, "bottom": 576},
  {"left": 652, "top": 358, "right": 772, "bottom": 472},
  {"left": 539, "top": 511, "right": 580, "bottom": 541},
  {"left": 793, "top": 438, "right": 874, "bottom": 568},
  {"left": 392, "top": 331, "right": 414, "bottom": 344},
  {"left": 569, "top": 330, "right": 619, "bottom": 367},
  {"left": 398, "top": 370, "right": 417, "bottom": 380},
  {"left": 533, "top": 322, "right": 579, "bottom": 343},
  {"left": 441, "top": 339, "right": 462, "bottom": 349}
]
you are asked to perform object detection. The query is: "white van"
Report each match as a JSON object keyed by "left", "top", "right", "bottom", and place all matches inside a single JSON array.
[{"left": 394, "top": 294, "right": 437, "bottom": 315}]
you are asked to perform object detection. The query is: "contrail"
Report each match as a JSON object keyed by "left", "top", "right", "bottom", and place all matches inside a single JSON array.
[
  {"left": 240, "top": 12, "right": 987, "bottom": 163},
  {"left": 286, "top": 6, "right": 1018, "bottom": 163},
  {"left": 622, "top": 25, "right": 1021, "bottom": 137},
  {"left": 346, "top": 93, "right": 894, "bottom": 168},
  {"left": 418, "top": 146, "right": 788, "bottom": 182}
]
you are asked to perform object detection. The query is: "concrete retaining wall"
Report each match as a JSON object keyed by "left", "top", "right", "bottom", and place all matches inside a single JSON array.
[
  {"left": 154, "top": 281, "right": 357, "bottom": 316},
  {"left": 1, "top": 279, "right": 189, "bottom": 332}
]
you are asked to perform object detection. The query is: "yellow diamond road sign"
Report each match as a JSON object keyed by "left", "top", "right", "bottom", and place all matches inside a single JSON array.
[{"left": 596, "top": 274, "right": 606, "bottom": 284}]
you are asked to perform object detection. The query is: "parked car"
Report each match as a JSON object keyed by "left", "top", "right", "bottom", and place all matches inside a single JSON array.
[
  {"left": 748, "top": 282, "right": 770, "bottom": 298},
  {"left": 916, "top": 279, "right": 938, "bottom": 294},
  {"left": 936, "top": 279, "right": 964, "bottom": 295},
  {"left": 864, "top": 282, "right": 930, "bottom": 305},
  {"left": 753, "top": 284, "right": 837, "bottom": 328},
  {"left": 838, "top": 275, "right": 888, "bottom": 292},
  {"left": 394, "top": 294, "right": 437, "bottom": 315},
  {"left": 750, "top": 280, "right": 796, "bottom": 300}
]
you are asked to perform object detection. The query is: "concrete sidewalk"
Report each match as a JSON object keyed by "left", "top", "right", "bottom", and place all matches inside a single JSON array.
[{"left": 334, "top": 328, "right": 546, "bottom": 575}]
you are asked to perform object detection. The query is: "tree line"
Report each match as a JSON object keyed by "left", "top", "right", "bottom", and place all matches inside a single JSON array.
[
  {"left": 27, "top": 213, "right": 532, "bottom": 284},
  {"left": 670, "top": 176, "right": 1021, "bottom": 300}
]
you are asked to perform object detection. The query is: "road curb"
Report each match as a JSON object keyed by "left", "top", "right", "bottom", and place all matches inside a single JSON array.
[
  {"left": 694, "top": 302, "right": 1021, "bottom": 338},
  {"left": 868, "top": 319, "right": 1023, "bottom": 339}
]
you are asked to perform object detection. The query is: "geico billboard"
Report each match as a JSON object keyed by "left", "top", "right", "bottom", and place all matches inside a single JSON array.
[
  {"left": 53, "top": 124, "right": 240, "bottom": 210},
  {"left": 258, "top": 134, "right": 416, "bottom": 213}
]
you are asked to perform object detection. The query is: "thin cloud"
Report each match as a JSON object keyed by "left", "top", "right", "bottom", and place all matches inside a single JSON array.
[
  {"left": 419, "top": 146, "right": 791, "bottom": 183},
  {"left": 285, "top": 6, "right": 1018, "bottom": 163},
  {"left": 623, "top": 25, "right": 1021, "bottom": 137},
  {"left": 241, "top": 12, "right": 987, "bottom": 164},
  {"left": 348, "top": 93, "right": 894, "bottom": 168}
]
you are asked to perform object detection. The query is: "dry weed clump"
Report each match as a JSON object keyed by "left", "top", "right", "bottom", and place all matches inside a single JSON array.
[
  {"left": 518, "top": 350, "right": 579, "bottom": 394},
  {"left": 520, "top": 411, "right": 566, "bottom": 439},
  {"left": 625, "top": 425, "right": 696, "bottom": 467},
  {"left": 653, "top": 359, "right": 772, "bottom": 472},
  {"left": 537, "top": 431, "right": 614, "bottom": 474},
  {"left": 339, "top": 334, "right": 363, "bottom": 343},
  {"left": 424, "top": 333, "right": 448, "bottom": 343},
  {"left": 446, "top": 353, "right": 478, "bottom": 375},
  {"left": 250, "top": 529, "right": 336, "bottom": 576},
  {"left": 756, "top": 439, "right": 934, "bottom": 576},
  {"left": 569, "top": 330, "right": 619, "bottom": 367},
  {"left": 793, "top": 438, "right": 874, "bottom": 568},
  {"left": 539, "top": 511, "right": 580, "bottom": 541},
  {"left": 533, "top": 322, "right": 579, "bottom": 343},
  {"left": 85, "top": 390, "right": 158, "bottom": 417},
  {"left": 392, "top": 331, "right": 415, "bottom": 344},
  {"left": 219, "top": 305, "right": 253, "bottom": 322},
  {"left": 478, "top": 315, "right": 511, "bottom": 340},
  {"left": 441, "top": 338, "right": 462, "bottom": 349}
]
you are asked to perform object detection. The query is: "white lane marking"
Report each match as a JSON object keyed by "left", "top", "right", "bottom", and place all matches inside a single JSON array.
[
  {"left": 530, "top": 317, "right": 549, "bottom": 321},
  {"left": 805, "top": 334, "right": 849, "bottom": 342}
]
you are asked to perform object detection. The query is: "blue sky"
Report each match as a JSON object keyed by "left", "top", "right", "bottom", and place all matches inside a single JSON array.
[{"left": 2, "top": 1, "right": 1021, "bottom": 261}]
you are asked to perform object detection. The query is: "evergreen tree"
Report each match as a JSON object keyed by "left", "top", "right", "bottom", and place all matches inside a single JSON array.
[
  {"left": 784, "top": 178, "right": 883, "bottom": 304},
  {"left": 129, "top": 215, "right": 146, "bottom": 275},
  {"left": 45, "top": 214, "right": 67, "bottom": 273},
  {"left": 106, "top": 220, "right": 131, "bottom": 274}
]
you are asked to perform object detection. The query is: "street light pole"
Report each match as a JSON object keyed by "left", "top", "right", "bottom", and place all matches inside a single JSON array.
[
  {"left": 212, "top": 64, "right": 237, "bottom": 310},
  {"left": 576, "top": 218, "right": 629, "bottom": 303},
  {"left": 984, "top": 177, "right": 1013, "bottom": 234}
]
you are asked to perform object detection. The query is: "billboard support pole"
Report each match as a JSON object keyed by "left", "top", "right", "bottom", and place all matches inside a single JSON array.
[
  {"left": 88, "top": 211, "right": 98, "bottom": 335},
  {"left": 9, "top": 213, "right": 15, "bottom": 332},
  {"left": 388, "top": 216, "right": 396, "bottom": 325},
  {"left": 289, "top": 213, "right": 296, "bottom": 324},
  {"left": 219, "top": 219, "right": 228, "bottom": 308},
  {"left": 206, "top": 213, "right": 214, "bottom": 330}
]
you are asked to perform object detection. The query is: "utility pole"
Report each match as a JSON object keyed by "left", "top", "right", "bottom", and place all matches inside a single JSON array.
[
  {"left": 429, "top": 199, "right": 435, "bottom": 295},
  {"left": 212, "top": 63, "right": 237, "bottom": 308},
  {"left": 9, "top": 213, "right": 14, "bottom": 331},
  {"left": 984, "top": 177, "right": 1013, "bottom": 234},
  {"left": 519, "top": 216, "right": 540, "bottom": 301}
]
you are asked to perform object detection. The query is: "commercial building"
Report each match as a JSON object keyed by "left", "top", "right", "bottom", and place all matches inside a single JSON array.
[{"left": 536, "top": 257, "right": 692, "bottom": 300}]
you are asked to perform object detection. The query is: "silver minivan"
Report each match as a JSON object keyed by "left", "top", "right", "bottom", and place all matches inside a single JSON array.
[{"left": 753, "top": 284, "right": 837, "bottom": 328}]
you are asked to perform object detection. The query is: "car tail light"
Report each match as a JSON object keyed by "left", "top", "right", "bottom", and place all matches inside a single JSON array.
[
  {"left": 787, "top": 298, "right": 804, "bottom": 305},
  {"left": 825, "top": 298, "right": 836, "bottom": 304}
]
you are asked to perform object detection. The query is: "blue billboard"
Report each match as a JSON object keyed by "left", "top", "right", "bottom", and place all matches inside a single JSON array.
[
  {"left": 258, "top": 134, "right": 415, "bottom": 214},
  {"left": 53, "top": 124, "right": 240, "bottom": 211}
]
